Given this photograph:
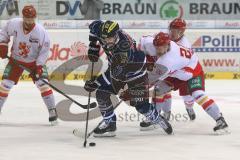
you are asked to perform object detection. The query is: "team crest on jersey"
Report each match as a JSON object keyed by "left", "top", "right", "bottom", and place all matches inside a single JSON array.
[{"left": 18, "top": 42, "right": 30, "bottom": 58}]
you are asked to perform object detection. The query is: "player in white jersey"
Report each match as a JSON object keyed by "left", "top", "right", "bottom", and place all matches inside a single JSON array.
[
  {"left": 143, "top": 32, "right": 228, "bottom": 133},
  {"left": 139, "top": 18, "right": 196, "bottom": 130},
  {"left": 169, "top": 18, "right": 192, "bottom": 48},
  {"left": 0, "top": 5, "right": 58, "bottom": 125},
  {"left": 156, "top": 18, "right": 196, "bottom": 121}
]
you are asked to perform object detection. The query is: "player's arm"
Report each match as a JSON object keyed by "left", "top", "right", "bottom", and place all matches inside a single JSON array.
[
  {"left": 0, "top": 20, "right": 12, "bottom": 59},
  {"left": 139, "top": 36, "right": 156, "bottom": 71},
  {"left": 88, "top": 20, "right": 102, "bottom": 62},
  {"left": 35, "top": 30, "right": 50, "bottom": 77},
  {"left": 149, "top": 63, "right": 170, "bottom": 83},
  {"left": 84, "top": 21, "right": 104, "bottom": 92}
]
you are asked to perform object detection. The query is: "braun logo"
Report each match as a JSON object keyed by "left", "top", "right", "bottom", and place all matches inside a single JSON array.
[{"left": 190, "top": 2, "right": 240, "bottom": 15}]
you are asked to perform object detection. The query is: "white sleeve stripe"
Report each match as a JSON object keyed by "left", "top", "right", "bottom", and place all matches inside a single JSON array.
[
  {"left": 103, "top": 73, "right": 111, "bottom": 85},
  {"left": 89, "top": 33, "right": 97, "bottom": 37},
  {"left": 133, "top": 57, "right": 146, "bottom": 76},
  {"left": 0, "top": 43, "right": 8, "bottom": 46},
  {"left": 95, "top": 81, "right": 101, "bottom": 86},
  {"left": 126, "top": 70, "right": 147, "bottom": 82}
]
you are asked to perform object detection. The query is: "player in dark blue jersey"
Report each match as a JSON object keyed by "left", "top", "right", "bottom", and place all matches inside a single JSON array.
[{"left": 84, "top": 20, "right": 173, "bottom": 137}]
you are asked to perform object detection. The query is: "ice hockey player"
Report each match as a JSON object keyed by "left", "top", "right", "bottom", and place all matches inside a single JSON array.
[
  {"left": 167, "top": 18, "right": 196, "bottom": 120},
  {"left": 0, "top": 5, "right": 58, "bottom": 125},
  {"left": 140, "top": 32, "right": 228, "bottom": 133},
  {"left": 84, "top": 20, "right": 173, "bottom": 137},
  {"left": 139, "top": 18, "right": 196, "bottom": 130}
]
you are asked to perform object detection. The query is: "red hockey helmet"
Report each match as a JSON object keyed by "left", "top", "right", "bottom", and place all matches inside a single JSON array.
[
  {"left": 22, "top": 5, "right": 36, "bottom": 18},
  {"left": 169, "top": 18, "right": 186, "bottom": 31},
  {"left": 153, "top": 32, "right": 170, "bottom": 47}
]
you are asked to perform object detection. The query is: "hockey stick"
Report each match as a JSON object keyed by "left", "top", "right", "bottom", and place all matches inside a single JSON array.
[
  {"left": 6, "top": 56, "right": 97, "bottom": 109},
  {"left": 83, "top": 62, "right": 94, "bottom": 147}
]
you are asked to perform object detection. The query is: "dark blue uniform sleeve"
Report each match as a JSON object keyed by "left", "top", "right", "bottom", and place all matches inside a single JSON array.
[{"left": 89, "top": 20, "right": 103, "bottom": 42}]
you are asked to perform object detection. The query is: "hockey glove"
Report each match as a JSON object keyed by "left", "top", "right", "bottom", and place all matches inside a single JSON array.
[
  {"left": 29, "top": 65, "right": 43, "bottom": 80},
  {"left": 119, "top": 90, "right": 131, "bottom": 101},
  {"left": 0, "top": 43, "right": 8, "bottom": 59},
  {"left": 36, "top": 65, "right": 43, "bottom": 78},
  {"left": 146, "top": 55, "right": 155, "bottom": 71},
  {"left": 33, "top": 65, "right": 43, "bottom": 79},
  {"left": 88, "top": 42, "right": 100, "bottom": 62},
  {"left": 146, "top": 62, "right": 154, "bottom": 71},
  {"left": 84, "top": 80, "right": 99, "bottom": 92}
]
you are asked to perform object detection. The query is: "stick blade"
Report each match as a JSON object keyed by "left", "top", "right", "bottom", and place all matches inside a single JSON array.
[
  {"left": 81, "top": 102, "right": 97, "bottom": 109},
  {"left": 83, "top": 141, "right": 87, "bottom": 147}
]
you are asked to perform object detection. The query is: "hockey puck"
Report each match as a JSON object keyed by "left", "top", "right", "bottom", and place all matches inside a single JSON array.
[{"left": 89, "top": 142, "right": 96, "bottom": 147}]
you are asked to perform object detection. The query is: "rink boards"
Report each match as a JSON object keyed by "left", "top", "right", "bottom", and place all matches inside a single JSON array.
[{"left": 0, "top": 29, "right": 240, "bottom": 80}]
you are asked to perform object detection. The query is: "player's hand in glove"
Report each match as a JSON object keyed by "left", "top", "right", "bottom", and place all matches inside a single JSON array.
[
  {"left": 36, "top": 65, "right": 43, "bottom": 78},
  {"left": 0, "top": 43, "right": 8, "bottom": 59},
  {"left": 84, "top": 80, "right": 99, "bottom": 92},
  {"left": 30, "top": 65, "right": 43, "bottom": 80},
  {"left": 119, "top": 90, "right": 131, "bottom": 101},
  {"left": 146, "top": 62, "right": 154, "bottom": 71},
  {"left": 146, "top": 55, "right": 155, "bottom": 71},
  {"left": 88, "top": 42, "right": 100, "bottom": 62}
]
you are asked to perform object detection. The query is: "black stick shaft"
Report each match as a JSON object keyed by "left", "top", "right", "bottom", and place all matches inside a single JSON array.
[{"left": 83, "top": 62, "right": 94, "bottom": 147}]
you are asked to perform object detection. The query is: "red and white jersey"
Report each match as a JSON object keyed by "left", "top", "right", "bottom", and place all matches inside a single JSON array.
[
  {"left": 139, "top": 35, "right": 158, "bottom": 63},
  {"left": 139, "top": 33, "right": 191, "bottom": 56},
  {"left": 155, "top": 41, "right": 202, "bottom": 81},
  {"left": 175, "top": 35, "right": 192, "bottom": 49},
  {"left": 139, "top": 34, "right": 202, "bottom": 81},
  {"left": 139, "top": 35, "right": 156, "bottom": 56},
  {"left": 0, "top": 18, "right": 50, "bottom": 66}
]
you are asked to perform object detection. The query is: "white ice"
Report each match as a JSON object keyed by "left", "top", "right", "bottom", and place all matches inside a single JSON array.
[{"left": 0, "top": 80, "right": 239, "bottom": 160}]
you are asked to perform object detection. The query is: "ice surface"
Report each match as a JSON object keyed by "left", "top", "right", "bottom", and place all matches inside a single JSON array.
[{"left": 0, "top": 80, "right": 239, "bottom": 160}]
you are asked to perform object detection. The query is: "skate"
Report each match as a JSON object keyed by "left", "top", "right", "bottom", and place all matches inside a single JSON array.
[
  {"left": 213, "top": 116, "right": 229, "bottom": 135},
  {"left": 48, "top": 108, "right": 58, "bottom": 126},
  {"left": 157, "top": 115, "right": 173, "bottom": 135},
  {"left": 146, "top": 109, "right": 173, "bottom": 135},
  {"left": 140, "top": 115, "right": 171, "bottom": 131},
  {"left": 140, "top": 119, "right": 158, "bottom": 131},
  {"left": 186, "top": 107, "right": 196, "bottom": 121},
  {"left": 93, "top": 119, "right": 116, "bottom": 137}
]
